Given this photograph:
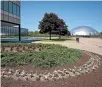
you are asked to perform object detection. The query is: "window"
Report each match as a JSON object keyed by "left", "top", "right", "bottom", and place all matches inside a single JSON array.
[
  {"left": 4, "top": 1, "right": 8, "bottom": 12},
  {"left": 13, "top": 3, "right": 17, "bottom": 15},
  {"left": 1, "top": 1, "right": 4, "bottom": 10},
  {"left": 9, "top": 2, "right": 13, "bottom": 14},
  {"left": 2, "top": 1, "right": 20, "bottom": 17},
  {"left": 17, "top": 6, "right": 20, "bottom": 16}
]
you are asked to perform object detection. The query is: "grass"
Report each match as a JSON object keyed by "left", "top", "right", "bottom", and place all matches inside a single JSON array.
[
  {"left": 1, "top": 43, "right": 83, "bottom": 69},
  {"left": 41, "top": 37, "right": 74, "bottom": 42}
]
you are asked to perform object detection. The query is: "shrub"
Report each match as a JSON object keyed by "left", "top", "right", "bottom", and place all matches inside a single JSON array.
[{"left": 1, "top": 43, "right": 83, "bottom": 68}]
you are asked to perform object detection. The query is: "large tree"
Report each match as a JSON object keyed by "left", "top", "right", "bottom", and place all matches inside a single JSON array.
[{"left": 38, "top": 13, "right": 69, "bottom": 40}]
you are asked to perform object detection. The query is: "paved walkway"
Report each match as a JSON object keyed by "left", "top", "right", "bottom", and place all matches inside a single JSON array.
[{"left": 32, "top": 38, "right": 102, "bottom": 55}]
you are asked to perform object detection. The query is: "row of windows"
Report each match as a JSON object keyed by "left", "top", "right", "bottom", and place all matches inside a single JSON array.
[
  {"left": 1, "top": 26, "right": 19, "bottom": 36},
  {"left": 1, "top": 1, "right": 20, "bottom": 17},
  {"left": 1, "top": 26, "right": 28, "bottom": 36}
]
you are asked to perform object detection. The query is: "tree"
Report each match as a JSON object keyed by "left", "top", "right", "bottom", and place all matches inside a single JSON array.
[
  {"left": 38, "top": 13, "right": 69, "bottom": 40},
  {"left": 28, "top": 31, "right": 34, "bottom": 36}
]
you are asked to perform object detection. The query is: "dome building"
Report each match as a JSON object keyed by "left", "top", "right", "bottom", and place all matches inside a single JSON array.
[{"left": 70, "top": 26, "right": 99, "bottom": 37}]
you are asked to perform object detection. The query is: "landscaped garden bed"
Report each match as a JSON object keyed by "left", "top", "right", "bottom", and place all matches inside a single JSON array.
[
  {"left": 1, "top": 43, "right": 102, "bottom": 87},
  {"left": 1, "top": 43, "right": 83, "bottom": 68}
]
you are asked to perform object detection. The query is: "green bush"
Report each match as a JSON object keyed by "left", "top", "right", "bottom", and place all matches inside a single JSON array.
[{"left": 1, "top": 43, "right": 83, "bottom": 68}]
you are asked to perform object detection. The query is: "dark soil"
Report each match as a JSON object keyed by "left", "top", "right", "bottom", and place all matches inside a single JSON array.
[
  {"left": 1, "top": 52, "right": 102, "bottom": 87},
  {"left": 1, "top": 46, "right": 42, "bottom": 53}
]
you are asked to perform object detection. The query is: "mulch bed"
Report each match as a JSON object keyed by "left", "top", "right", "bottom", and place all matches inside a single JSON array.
[{"left": 1, "top": 52, "right": 102, "bottom": 87}]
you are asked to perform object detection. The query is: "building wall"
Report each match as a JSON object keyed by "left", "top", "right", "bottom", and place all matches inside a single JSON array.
[
  {"left": 1, "top": 26, "right": 28, "bottom": 36},
  {"left": 1, "top": 1, "right": 20, "bottom": 24},
  {"left": 1, "top": 0, "right": 21, "bottom": 37}
]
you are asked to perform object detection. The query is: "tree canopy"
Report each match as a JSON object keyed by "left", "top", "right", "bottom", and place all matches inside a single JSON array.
[{"left": 38, "top": 13, "right": 70, "bottom": 39}]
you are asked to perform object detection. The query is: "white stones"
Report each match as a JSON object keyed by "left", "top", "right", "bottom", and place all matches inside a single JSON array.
[
  {"left": 91, "top": 66, "right": 96, "bottom": 71},
  {"left": 1, "top": 51, "right": 101, "bottom": 82},
  {"left": 2, "top": 75, "right": 10, "bottom": 78},
  {"left": 40, "top": 74, "right": 47, "bottom": 81},
  {"left": 1, "top": 71, "right": 5, "bottom": 76},
  {"left": 12, "top": 74, "right": 19, "bottom": 80},
  {"left": 20, "top": 70, "right": 26, "bottom": 77},
  {"left": 63, "top": 69, "right": 69, "bottom": 74},
  {"left": 33, "top": 73, "right": 40, "bottom": 81},
  {"left": 8, "top": 69, "right": 13, "bottom": 74},
  {"left": 57, "top": 70, "right": 65, "bottom": 77},
  {"left": 47, "top": 73, "right": 53, "bottom": 81},
  {"left": 15, "top": 69, "right": 21, "bottom": 76},
  {"left": 74, "top": 71, "right": 81, "bottom": 76},
  {"left": 68, "top": 71, "right": 75, "bottom": 77}
]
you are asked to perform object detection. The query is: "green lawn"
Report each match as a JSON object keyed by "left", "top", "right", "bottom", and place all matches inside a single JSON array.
[
  {"left": 1, "top": 43, "right": 83, "bottom": 69},
  {"left": 41, "top": 37, "right": 74, "bottom": 42}
]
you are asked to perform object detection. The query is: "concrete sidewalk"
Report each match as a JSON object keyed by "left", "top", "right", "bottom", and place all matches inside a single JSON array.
[{"left": 32, "top": 38, "right": 102, "bottom": 55}]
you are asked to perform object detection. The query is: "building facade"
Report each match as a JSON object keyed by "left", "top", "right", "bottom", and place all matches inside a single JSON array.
[
  {"left": 21, "top": 28, "right": 28, "bottom": 36},
  {"left": 1, "top": 26, "right": 28, "bottom": 36},
  {"left": 1, "top": 0, "right": 21, "bottom": 40}
]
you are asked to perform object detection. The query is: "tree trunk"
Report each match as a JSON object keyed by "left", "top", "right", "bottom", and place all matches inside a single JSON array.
[
  {"left": 49, "top": 30, "right": 51, "bottom": 40},
  {"left": 59, "top": 31, "right": 61, "bottom": 39}
]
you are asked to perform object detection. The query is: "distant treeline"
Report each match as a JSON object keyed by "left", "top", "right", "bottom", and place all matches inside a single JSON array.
[{"left": 28, "top": 31, "right": 59, "bottom": 37}]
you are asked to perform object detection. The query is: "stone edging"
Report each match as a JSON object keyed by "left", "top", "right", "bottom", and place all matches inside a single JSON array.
[{"left": 1, "top": 51, "right": 101, "bottom": 82}]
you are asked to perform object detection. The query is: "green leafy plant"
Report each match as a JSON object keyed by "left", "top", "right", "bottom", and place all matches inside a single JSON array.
[{"left": 1, "top": 43, "right": 83, "bottom": 68}]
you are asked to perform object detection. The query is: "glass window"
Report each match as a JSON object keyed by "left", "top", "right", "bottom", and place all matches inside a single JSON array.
[
  {"left": 4, "top": 1, "right": 8, "bottom": 12},
  {"left": 8, "top": 26, "right": 10, "bottom": 35},
  {"left": 1, "top": 1, "right": 4, "bottom": 10},
  {"left": 4, "top": 26, "right": 6, "bottom": 34},
  {"left": 6, "top": 26, "right": 8, "bottom": 36},
  {"left": 17, "top": 6, "right": 20, "bottom": 16},
  {"left": 10, "top": 27, "right": 12, "bottom": 35},
  {"left": 9, "top": 26, "right": 11, "bottom": 36},
  {"left": 1, "top": 26, "right": 3, "bottom": 33},
  {"left": 13, "top": 3, "right": 17, "bottom": 15},
  {"left": 9, "top": 2, "right": 13, "bottom": 14}
]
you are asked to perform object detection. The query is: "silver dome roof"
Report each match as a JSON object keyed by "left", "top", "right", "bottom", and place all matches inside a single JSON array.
[{"left": 70, "top": 26, "right": 99, "bottom": 36}]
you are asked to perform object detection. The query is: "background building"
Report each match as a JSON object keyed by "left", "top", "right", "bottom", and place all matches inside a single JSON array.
[
  {"left": 1, "top": 1, "right": 21, "bottom": 40},
  {"left": 21, "top": 28, "right": 28, "bottom": 36},
  {"left": 1, "top": 26, "right": 28, "bottom": 36},
  {"left": 70, "top": 26, "right": 99, "bottom": 37}
]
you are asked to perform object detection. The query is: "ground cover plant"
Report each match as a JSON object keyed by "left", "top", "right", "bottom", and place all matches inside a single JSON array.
[{"left": 1, "top": 43, "right": 83, "bottom": 68}]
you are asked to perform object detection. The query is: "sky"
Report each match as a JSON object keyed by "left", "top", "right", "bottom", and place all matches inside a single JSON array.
[{"left": 21, "top": 1, "right": 102, "bottom": 32}]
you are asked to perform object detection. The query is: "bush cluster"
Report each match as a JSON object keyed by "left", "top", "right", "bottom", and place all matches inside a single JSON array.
[{"left": 1, "top": 43, "right": 83, "bottom": 68}]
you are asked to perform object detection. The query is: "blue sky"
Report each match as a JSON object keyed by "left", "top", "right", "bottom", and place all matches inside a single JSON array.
[{"left": 21, "top": 1, "right": 102, "bottom": 32}]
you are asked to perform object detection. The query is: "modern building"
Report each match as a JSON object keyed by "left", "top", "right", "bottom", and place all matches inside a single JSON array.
[
  {"left": 21, "top": 28, "right": 28, "bottom": 36},
  {"left": 1, "top": 1, "right": 21, "bottom": 40},
  {"left": 70, "top": 26, "right": 99, "bottom": 37},
  {"left": 0, "top": 26, "right": 28, "bottom": 36}
]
